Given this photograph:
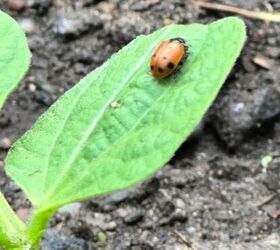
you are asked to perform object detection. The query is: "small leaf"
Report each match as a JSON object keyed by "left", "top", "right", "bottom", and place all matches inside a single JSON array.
[
  {"left": 0, "top": 11, "right": 31, "bottom": 109},
  {"left": 97, "top": 231, "right": 107, "bottom": 245},
  {"left": 261, "top": 155, "right": 273, "bottom": 172},
  {"left": 6, "top": 17, "right": 246, "bottom": 211}
]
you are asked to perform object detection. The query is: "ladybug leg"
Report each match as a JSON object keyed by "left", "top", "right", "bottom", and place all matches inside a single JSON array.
[
  {"left": 184, "top": 46, "right": 191, "bottom": 59},
  {"left": 179, "top": 51, "right": 190, "bottom": 66}
]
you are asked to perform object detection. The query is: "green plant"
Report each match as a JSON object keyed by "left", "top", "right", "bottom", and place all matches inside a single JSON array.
[
  {"left": 0, "top": 16, "right": 246, "bottom": 249},
  {"left": 0, "top": 11, "right": 31, "bottom": 110}
]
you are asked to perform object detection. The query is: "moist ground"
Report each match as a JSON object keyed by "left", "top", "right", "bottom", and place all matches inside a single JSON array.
[{"left": 0, "top": 0, "right": 279, "bottom": 249}]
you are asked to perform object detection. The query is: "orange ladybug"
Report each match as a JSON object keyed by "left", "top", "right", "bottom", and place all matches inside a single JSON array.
[{"left": 150, "top": 38, "right": 187, "bottom": 79}]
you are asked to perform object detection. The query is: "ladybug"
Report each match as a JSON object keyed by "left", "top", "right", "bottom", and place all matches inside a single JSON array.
[{"left": 150, "top": 38, "right": 187, "bottom": 79}]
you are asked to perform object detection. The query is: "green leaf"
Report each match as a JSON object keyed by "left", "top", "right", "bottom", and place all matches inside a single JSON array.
[
  {"left": 261, "top": 155, "right": 273, "bottom": 172},
  {"left": 0, "top": 192, "right": 27, "bottom": 248},
  {"left": 6, "top": 17, "right": 246, "bottom": 212},
  {"left": 0, "top": 11, "right": 31, "bottom": 109}
]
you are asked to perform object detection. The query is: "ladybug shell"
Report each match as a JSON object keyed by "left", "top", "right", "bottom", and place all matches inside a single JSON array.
[{"left": 150, "top": 38, "right": 186, "bottom": 79}]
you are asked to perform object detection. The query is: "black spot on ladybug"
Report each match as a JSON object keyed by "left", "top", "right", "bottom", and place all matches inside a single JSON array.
[
  {"left": 167, "top": 62, "right": 175, "bottom": 69},
  {"left": 158, "top": 67, "right": 164, "bottom": 73},
  {"left": 163, "top": 56, "right": 167, "bottom": 60},
  {"left": 151, "top": 65, "right": 154, "bottom": 70},
  {"left": 179, "top": 61, "right": 183, "bottom": 66},
  {"left": 153, "top": 54, "right": 156, "bottom": 57}
]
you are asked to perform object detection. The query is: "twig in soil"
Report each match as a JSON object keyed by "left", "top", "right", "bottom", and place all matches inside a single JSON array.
[
  {"left": 196, "top": 1, "right": 280, "bottom": 23},
  {"left": 173, "top": 230, "right": 196, "bottom": 250},
  {"left": 255, "top": 193, "right": 278, "bottom": 208},
  {"left": 252, "top": 55, "right": 274, "bottom": 70},
  {"left": 271, "top": 209, "right": 280, "bottom": 219}
]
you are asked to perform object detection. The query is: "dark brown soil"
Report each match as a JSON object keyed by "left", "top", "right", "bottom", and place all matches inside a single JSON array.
[{"left": 0, "top": 0, "right": 280, "bottom": 249}]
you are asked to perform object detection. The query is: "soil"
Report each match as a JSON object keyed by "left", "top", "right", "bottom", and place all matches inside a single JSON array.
[{"left": 0, "top": 0, "right": 280, "bottom": 249}]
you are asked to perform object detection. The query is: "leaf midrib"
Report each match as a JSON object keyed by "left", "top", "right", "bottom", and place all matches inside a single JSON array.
[{"left": 40, "top": 67, "right": 106, "bottom": 199}]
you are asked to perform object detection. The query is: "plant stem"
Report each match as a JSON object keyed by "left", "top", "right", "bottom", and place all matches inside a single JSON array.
[
  {"left": 26, "top": 208, "right": 56, "bottom": 249},
  {"left": 0, "top": 192, "right": 57, "bottom": 249}
]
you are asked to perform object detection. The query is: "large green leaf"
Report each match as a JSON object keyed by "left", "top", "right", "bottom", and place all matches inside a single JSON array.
[
  {"left": 6, "top": 17, "right": 246, "bottom": 211},
  {"left": 0, "top": 11, "right": 31, "bottom": 109}
]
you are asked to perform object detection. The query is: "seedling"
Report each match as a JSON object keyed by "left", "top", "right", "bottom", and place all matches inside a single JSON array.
[
  {"left": 0, "top": 11, "right": 246, "bottom": 250},
  {"left": 261, "top": 155, "right": 273, "bottom": 173}
]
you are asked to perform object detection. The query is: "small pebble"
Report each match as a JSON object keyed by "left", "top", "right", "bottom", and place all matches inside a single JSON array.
[
  {"left": 0, "top": 137, "right": 12, "bottom": 149},
  {"left": 105, "top": 221, "right": 117, "bottom": 231},
  {"left": 164, "top": 18, "right": 175, "bottom": 25},
  {"left": 124, "top": 210, "right": 144, "bottom": 225},
  {"left": 33, "top": 91, "right": 53, "bottom": 106},
  {"left": 186, "top": 226, "right": 196, "bottom": 235},
  {"left": 58, "top": 203, "right": 81, "bottom": 217},
  {"left": 97, "top": 2, "right": 115, "bottom": 12},
  {"left": 170, "top": 209, "right": 188, "bottom": 223},
  {"left": 174, "top": 198, "right": 185, "bottom": 210},
  {"left": 28, "top": 83, "right": 37, "bottom": 92},
  {"left": 0, "top": 112, "right": 10, "bottom": 128},
  {"left": 19, "top": 18, "right": 37, "bottom": 34},
  {"left": 53, "top": 17, "right": 77, "bottom": 36},
  {"left": 8, "top": 0, "right": 25, "bottom": 11},
  {"left": 16, "top": 208, "right": 31, "bottom": 222}
]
